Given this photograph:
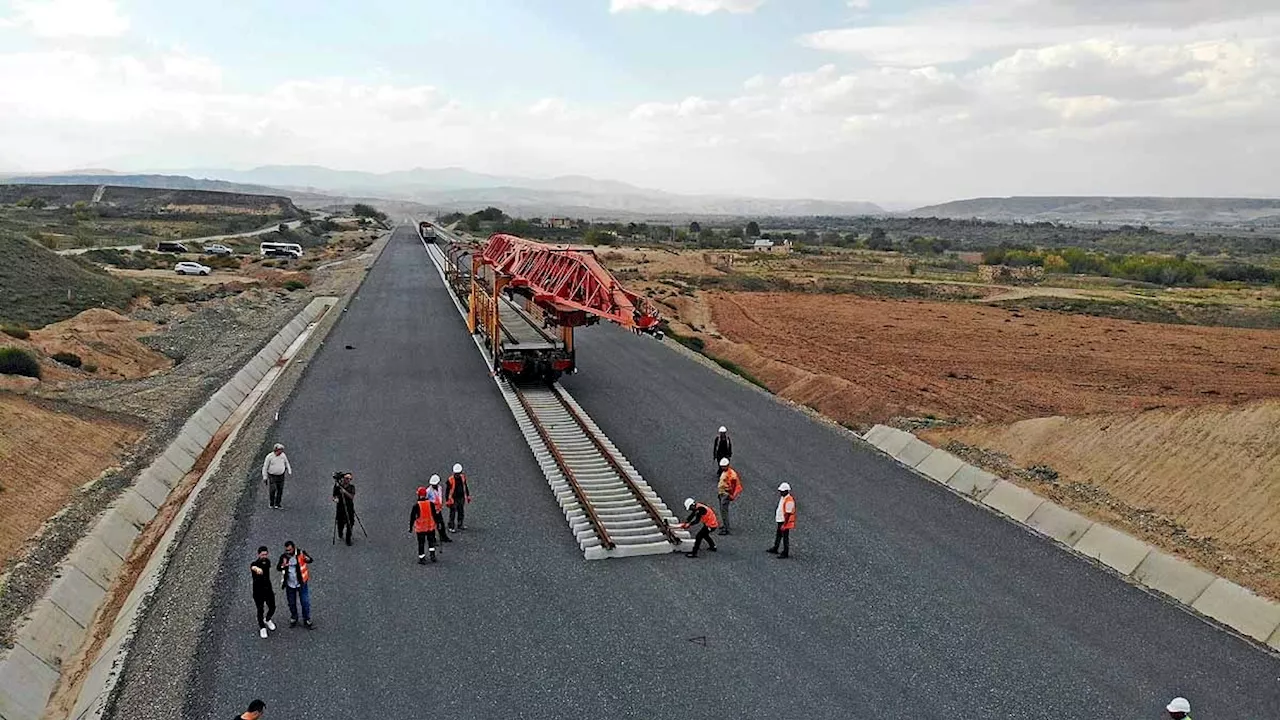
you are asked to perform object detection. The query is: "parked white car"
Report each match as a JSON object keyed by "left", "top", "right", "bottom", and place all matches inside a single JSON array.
[
  {"left": 203, "top": 244, "right": 234, "bottom": 256},
  {"left": 174, "top": 261, "right": 211, "bottom": 276}
]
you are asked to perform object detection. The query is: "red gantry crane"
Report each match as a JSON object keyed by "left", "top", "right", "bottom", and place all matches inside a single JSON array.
[{"left": 438, "top": 230, "right": 662, "bottom": 381}]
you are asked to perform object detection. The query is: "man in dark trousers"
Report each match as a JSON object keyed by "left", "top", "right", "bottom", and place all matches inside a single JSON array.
[
  {"left": 426, "top": 475, "right": 451, "bottom": 544},
  {"left": 680, "top": 497, "right": 719, "bottom": 558},
  {"left": 713, "top": 426, "right": 732, "bottom": 473},
  {"left": 332, "top": 472, "right": 356, "bottom": 546},
  {"left": 446, "top": 462, "right": 472, "bottom": 531},
  {"left": 249, "top": 546, "right": 276, "bottom": 639},
  {"left": 277, "top": 541, "right": 313, "bottom": 628},
  {"left": 236, "top": 699, "right": 265, "bottom": 720},
  {"left": 409, "top": 486, "right": 438, "bottom": 564},
  {"left": 767, "top": 482, "right": 797, "bottom": 559}
]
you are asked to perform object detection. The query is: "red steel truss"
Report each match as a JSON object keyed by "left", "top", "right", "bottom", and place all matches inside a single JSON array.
[{"left": 480, "top": 233, "right": 661, "bottom": 330}]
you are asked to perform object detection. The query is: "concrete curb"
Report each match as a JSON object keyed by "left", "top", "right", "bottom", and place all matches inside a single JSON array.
[
  {"left": 0, "top": 296, "right": 340, "bottom": 720},
  {"left": 859, "top": 424, "right": 1280, "bottom": 655}
]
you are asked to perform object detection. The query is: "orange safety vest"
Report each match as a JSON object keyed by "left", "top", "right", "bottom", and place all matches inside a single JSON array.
[
  {"left": 779, "top": 495, "right": 797, "bottom": 530},
  {"left": 696, "top": 502, "right": 719, "bottom": 529},
  {"left": 414, "top": 500, "right": 437, "bottom": 532},
  {"left": 721, "top": 468, "right": 744, "bottom": 500},
  {"left": 446, "top": 473, "right": 467, "bottom": 506}
]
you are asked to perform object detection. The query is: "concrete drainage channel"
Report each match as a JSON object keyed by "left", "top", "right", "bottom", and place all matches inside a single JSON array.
[
  {"left": 0, "top": 296, "right": 338, "bottom": 720},
  {"left": 419, "top": 230, "right": 691, "bottom": 559},
  {"left": 862, "top": 424, "right": 1280, "bottom": 655}
]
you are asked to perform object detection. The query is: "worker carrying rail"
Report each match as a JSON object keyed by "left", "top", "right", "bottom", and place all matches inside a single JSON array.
[{"left": 680, "top": 498, "right": 719, "bottom": 558}]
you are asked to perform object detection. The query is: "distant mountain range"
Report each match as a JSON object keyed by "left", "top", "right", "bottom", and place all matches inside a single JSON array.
[
  {"left": 2, "top": 165, "right": 884, "bottom": 219},
  {"left": 907, "top": 196, "right": 1280, "bottom": 227}
]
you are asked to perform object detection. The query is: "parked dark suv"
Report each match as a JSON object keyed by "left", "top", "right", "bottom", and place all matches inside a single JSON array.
[{"left": 157, "top": 241, "right": 191, "bottom": 253}]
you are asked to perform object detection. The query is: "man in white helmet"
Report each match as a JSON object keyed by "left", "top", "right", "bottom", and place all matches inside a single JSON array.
[
  {"left": 426, "top": 475, "right": 451, "bottom": 546},
  {"left": 712, "top": 426, "right": 732, "bottom": 472},
  {"left": 716, "top": 458, "right": 743, "bottom": 536},
  {"left": 679, "top": 497, "right": 719, "bottom": 558},
  {"left": 767, "top": 482, "right": 796, "bottom": 558},
  {"left": 1166, "top": 697, "right": 1191, "bottom": 719},
  {"left": 446, "top": 462, "right": 472, "bottom": 531}
]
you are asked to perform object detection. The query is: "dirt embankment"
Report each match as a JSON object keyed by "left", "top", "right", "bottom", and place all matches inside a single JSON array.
[
  {"left": 706, "top": 292, "right": 1280, "bottom": 428},
  {"left": 0, "top": 395, "right": 144, "bottom": 563},
  {"left": 923, "top": 401, "right": 1280, "bottom": 599}
]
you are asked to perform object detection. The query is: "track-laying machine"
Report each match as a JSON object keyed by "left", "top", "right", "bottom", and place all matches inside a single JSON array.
[{"left": 425, "top": 225, "right": 661, "bottom": 382}]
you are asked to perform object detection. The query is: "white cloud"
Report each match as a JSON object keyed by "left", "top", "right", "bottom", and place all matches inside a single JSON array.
[
  {"left": 609, "top": 0, "right": 765, "bottom": 15},
  {"left": 1, "top": 3, "right": 1279, "bottom": 203},
  {"left": 1, "top": 0, "right": 129, "bottom": 38},
  {"left": 801, "top": 0, "right": 1280, "bottom": 67},
  {"left": 847, "top": 0, "right": 870, "bottom": 9}
]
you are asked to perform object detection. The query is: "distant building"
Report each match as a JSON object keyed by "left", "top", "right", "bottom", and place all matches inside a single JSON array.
[
  {"left": 751, "top": 238, "right": 791, "bottom": 254},
  {"left": 545, "top": 217, "right": 575, "bottom": 229}
]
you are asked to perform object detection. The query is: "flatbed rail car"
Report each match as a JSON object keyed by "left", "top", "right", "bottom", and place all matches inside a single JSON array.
[{"left": 443, "top": 243, "right": 574, "bottom": 381}]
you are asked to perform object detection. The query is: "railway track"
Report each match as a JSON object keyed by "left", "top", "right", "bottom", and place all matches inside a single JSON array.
[{"left": 422, "top": 231, "right": 691, "bottom": 559}]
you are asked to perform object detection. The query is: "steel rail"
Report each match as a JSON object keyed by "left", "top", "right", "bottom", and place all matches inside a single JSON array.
[
  {"left": 547, "top": 385, "right": 682, "bottom": 546},
  {"left": 512, "top": 387, "right": 615, "bottom": 550}
]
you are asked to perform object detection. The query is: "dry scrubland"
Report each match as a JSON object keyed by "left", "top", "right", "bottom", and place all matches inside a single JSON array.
[{"left": 611, "top": 246, "right": 1280, "bottom": 600}]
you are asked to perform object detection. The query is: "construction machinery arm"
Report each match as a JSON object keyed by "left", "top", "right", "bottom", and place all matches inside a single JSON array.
[{"left": 480, "top": 233, "right": 661, "bottom": 330}]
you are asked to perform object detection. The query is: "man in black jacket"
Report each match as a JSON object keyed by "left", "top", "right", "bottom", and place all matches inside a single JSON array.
[
  {"left": 332, "top": 473, "right": 356, "bottom": 546},
  {"left": 249, "top": 546, "right": 275, "bottom": 639},
  {"left": 713, "top": 426, "right": 732, "bottom": 473}
]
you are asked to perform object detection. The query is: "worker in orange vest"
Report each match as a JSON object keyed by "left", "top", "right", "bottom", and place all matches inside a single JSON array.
[
  {"left": 767, "top": 482, "right": 796, "bottom": 558},
  {"left": 680, "top": 497, "right": 719, "bottom": 558},
  {"left": 409, "top": 486, "right": 438, "bottom": 564},
  {"left": 446, "top": 463, "right": 472, "bottom": 531},
  {"left": 716, "top": 458, "right": 743, "bottom": 536}
]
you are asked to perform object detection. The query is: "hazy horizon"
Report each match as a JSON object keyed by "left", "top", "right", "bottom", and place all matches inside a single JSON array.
[{"left": 2, "top": 0, "right": 1278, "bottom": 205}]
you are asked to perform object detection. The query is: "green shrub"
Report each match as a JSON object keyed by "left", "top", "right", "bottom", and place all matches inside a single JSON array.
[
  {"left": 282, "top": 280, "right": 307, "bottom": 291},
  {"left": 82, "top": 362, "right": 99, "bottom": 373},
  {"left": 51, "top": 351, "right": 83, "bottom": 368},
  {"left": 0, "top": 347, "right": 40, "bottom": 378},
  {"left": 713, "top": 358, "right": 768, "bottom": 389},
  {"left": 1, "top": 325, "right": 30, "bottom": 340}
]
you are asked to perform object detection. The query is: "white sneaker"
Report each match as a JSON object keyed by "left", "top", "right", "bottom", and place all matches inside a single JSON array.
[
  {"left": 265, "top": 620, "right": 276, "bottom": 631},
  {"left": 259, "top": 628, "right": 268, "bottom": 639}
]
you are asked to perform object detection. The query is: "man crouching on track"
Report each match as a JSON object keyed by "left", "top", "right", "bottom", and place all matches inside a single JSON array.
[
  {"left": 409, "top": 486, "right": 438, "bottom": 564},
  {"left": 680, "top": 497, "right": 719, "bottom": 558}
]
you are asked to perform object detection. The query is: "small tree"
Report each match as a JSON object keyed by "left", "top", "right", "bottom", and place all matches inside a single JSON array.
[
  {"left": 746, "top": 221, "right": 761, "bottom": 237},
  {"left": 16, "top": 196, "right": 47, "bottom": 209},
  {"left": 689, "top": 221, "right": 702, "bottom": 234},
  {"left": 867, "top": 227, "right": 892, "bottom": 251}
]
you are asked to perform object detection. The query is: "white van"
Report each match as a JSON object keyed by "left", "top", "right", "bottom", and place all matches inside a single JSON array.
[{"left": 260, "top": 242, "right": 302, "bottom": 259}]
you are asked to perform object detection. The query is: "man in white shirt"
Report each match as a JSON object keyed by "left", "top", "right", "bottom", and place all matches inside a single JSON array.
[{"left": 262, "top": 443, "right": 292, "bottom": 509}]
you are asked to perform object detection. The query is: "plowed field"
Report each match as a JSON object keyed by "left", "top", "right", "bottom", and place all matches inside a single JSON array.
[{"left": 707, "top": 292, "right": 1280, "bottom": 426}]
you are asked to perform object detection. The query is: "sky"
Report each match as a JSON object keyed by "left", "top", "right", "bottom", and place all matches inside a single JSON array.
[{"left": 1, "top": 0, "right": 1278, "bottom": 205}]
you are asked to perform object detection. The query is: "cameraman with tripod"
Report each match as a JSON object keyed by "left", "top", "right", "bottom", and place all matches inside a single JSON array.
[{"left": 332, "top": 472, "right": 359, "bottom": 546}]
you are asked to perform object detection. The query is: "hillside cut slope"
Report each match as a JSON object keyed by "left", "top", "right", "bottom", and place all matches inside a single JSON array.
[
  {"left": 0, "top": 183, "right": 305, "bottom": 219},
  {"left": 923, "top": 401, "right": 1280, "bottom": 599},
  {"left": 0, "top": 232, "right": 136, "bottom": 328}
]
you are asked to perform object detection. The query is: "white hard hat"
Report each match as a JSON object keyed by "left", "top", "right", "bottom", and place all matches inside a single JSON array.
[
  {"left": 453, "top": 463, "right": 463, "bottom": 473},
  {"left": 429, "top": 474, "right": 441, "bottom": 486},
  {"left": 719, "top": 458, "right": 730, "bottom": 468},
  {"left": 718, "top": 426, "right": 727, "bottom": 433},
  {"left": 1166, "top": 698, "right": 1190, "bottom": 713},
  {"left": 777, "top": 482, "right": 791, "bottom": 492},
  {"left": 684, "top": 498, "right": 695, "bottom": 510},
  {"left": 273, "top": 443, "right": 284, "bottom": 450}
]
